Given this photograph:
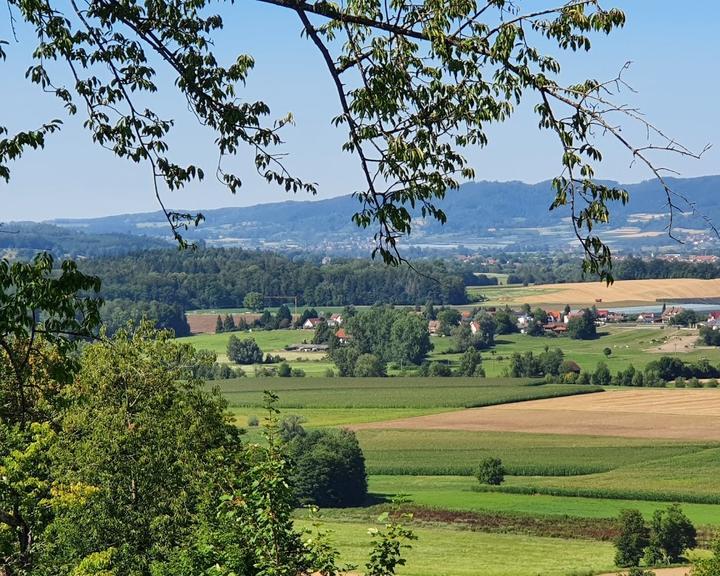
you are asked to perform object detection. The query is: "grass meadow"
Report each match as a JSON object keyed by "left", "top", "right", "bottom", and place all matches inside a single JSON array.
[
  {"left": 366, "top": 476, "right": 720, "bottom": 527},
  {"left": 293, "top": 518, "right": 616, "bottom": 576}
]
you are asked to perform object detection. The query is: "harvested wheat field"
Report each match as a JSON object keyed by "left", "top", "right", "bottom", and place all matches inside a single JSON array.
[
  {"left": 354, "top": 390, "right": 720, "bottom": 440},
  {"left": 494, "top": 278, "right": 720, "bottom": 307}
]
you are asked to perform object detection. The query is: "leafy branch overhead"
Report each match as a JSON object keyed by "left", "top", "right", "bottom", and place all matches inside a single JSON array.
[{"left": 1, "top": 0, "right": 710, "bottom": 277}]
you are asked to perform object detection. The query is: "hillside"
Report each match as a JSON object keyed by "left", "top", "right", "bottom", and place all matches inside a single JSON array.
[{"left": 6, "top": 175, "right": 720, "bottom": 257}]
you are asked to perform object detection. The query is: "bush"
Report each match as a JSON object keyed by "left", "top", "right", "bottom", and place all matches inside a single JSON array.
[
  {"left": 247, "top": 415, "right": 259, "bottom": 427},
  {"left": 323, "top": 367, "right": 335, "bottom": 377},
  {"left": 428, "top": 362, "right": 452, "bottom": 377},
  {"left": 706, "top": 379, "right": 719, "bottom": 388},
  {"left": 476, "top": 457, "right": 504, "bottom": 486},
  {"left": 291, "top": 368, "right": 306, "bottom": 377},
  {"left": 353, "top": 353, "right": 385, "bottom": 377},
  {"left": 604, "top": 347, "right": 612, "bottom": 357},
  {"left": 279, "top": 414, "right": 307, "bottom": 442},
  {"left": 277, "top": 362, "right": 292, "bottom": 377},
  {"left": 288, "top": 428, "right": 368, "bottom": 507},
  {"left": 614, "top": 509, "right": 650, "bottom": 567}
]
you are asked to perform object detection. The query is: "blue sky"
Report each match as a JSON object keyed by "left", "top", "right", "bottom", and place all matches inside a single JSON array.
[{"left": 1, "top": 1, "right": 719, "bottom": 221}]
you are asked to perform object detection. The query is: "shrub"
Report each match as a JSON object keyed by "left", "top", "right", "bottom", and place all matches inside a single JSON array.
[
  {"left": 354, "top": 353, "right": 385, "bottom": 377},
  {"left": 234, "top": 367, "right": 246, "bottom": 378},
  {"left": 288, "top": 428, "right": 367, "bottom": 507},
  {"left": 675, "top": 377, "right": 686, "bottom": 388},
  {"left": 688, "top": 377, "right": 702, "bottom": 388},
  {"left": 603, "top": 347, "right": 612, "bottom": 357},
  {"left": 277, "top": 362, "right": 292, "bottom": 377},
  {"left": 279, "top": 414, "right": 307, "bottom": 442},
  {"left": 476, "top": 457, "right": 505, "bottom": 486},
  {"left": 623, "top": 569, "right": 656, "bottom": 576},
  {"left": 247, "top": 415, "right": 259, "bottom": 427},
  {"left": 428, "top": 362, "right": 452, "bottom": 377},
  {"left": 291, "top": 368, "right": 306, "bottom": 377},
  {"left": 323, "top": 367, "right": 335, "bottom": 377},
  {"left": 706, "top": 379, "right": 719, "bottom": 388},
  {"left": 614, "top": 509, "right": 650, "bottom": 567}
]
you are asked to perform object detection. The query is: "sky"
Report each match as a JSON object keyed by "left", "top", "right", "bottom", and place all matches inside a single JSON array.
[{"left": 1, "top": 1, "right": 719, "bottom": 221}]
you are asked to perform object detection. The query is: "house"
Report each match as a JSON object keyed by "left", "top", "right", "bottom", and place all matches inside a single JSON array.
[
  {"left": 543, "top": 323, "right": 567, "bottom": 334},
  {"left": 461, "top": 310, "right": 473, "bottom": 321},
  {"left": 428, "top": 320, "right": 441, "bottom": 335},
  {"left": 327, "top": 313, "right": 344, "bottom": 327},
  {"left": 708, "top": 311, "right": 720, "bottom": 322},
  {"left": 302, "top": 317, "right": 323, "bottom": 329},
  {"left": 517, "top": 314, "right": 533, "bottom": 327},
  {"left": 661, "top": 306, "right": 685, "bottom": 322},
  {"left": 470, "top": 320, "right": 480, "bottom": 334},
  {"left": 637, "top": 312, "right": 661, "bottom": 324},
  {"left": 546, "top": 310, "right": 563, "bottom": 324},
  {"left": 607, "top": 312, "right": 626, "bottom": 323},
  {"left": 335, "top": 327, "right": 350, "bottom": 344}
]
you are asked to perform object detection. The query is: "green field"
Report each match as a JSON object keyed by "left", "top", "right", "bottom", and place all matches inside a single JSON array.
[
  {"left": 293, "top": 518, "right": 616, "bottom": 576},
  {"left": 357, "top": 429, "right": 713, "bottom": 475},
  {"left": 215, "top": 377, "right": 600, "bottom": 409},
  {"left": 179, "top": 329, "right": 315, "bottom": 355},
  {"left": 367, "top": 476, "right": 720, "bottom": 527},
  {"left": 495, "top": 447, "right": 720, "bottom": 503}
]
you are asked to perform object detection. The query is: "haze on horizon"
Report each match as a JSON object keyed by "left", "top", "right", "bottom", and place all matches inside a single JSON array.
[{"left": 2, "top": 1, "right": 719, "bottom": 222}]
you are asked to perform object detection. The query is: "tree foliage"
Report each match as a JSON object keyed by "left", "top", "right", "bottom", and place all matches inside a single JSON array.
[
  {"left": 287, "top": 428, "right": 368, "bottom": 508},
  {"left": 226, "top": 335, "right": 264, "bottom": 364},
  {"left": 614, "top": 509, "right": 650, "bottom": 568},
  {"left": 2, "top": 0, "right": 706, "bottom": 276}
]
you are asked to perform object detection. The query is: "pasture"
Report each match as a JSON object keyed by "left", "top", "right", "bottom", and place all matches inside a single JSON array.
[
  {"left": 366, "top": 476, "right": 720, "bottom": 526},
  {"left": 469, "top": 278, "right": 720, "bottom": 308},
  {"left": 293, "top": 518, "right": 616, "bottom": 576}
]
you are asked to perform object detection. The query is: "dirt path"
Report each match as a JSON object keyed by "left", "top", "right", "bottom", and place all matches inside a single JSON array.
[{"left": 352, "top": 390, "right": 720, "bottom": 440}]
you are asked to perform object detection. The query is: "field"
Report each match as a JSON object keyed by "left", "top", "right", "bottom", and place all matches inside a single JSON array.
[
  {"left": 293, "top": 518, "right": 616, "bottom": 576},
  {"left": 354, "top": 389, "right": 720, "bottom": 440},
  {"left": 469, "top": 278, "right": 720, "bottom": 308},
  {"left": 180, "top": 324, "right": 720, "bottom": 574},
  {"left": 215, "top": 377, "right": 601, "bottom": 427}
]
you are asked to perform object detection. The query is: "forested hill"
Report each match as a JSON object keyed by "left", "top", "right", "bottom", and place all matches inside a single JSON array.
[
  {"left": 0, "top": 222, "right": 168, "bottom": 260},
  {"left": 79, "top": 249, "right": 470, "bottom": 335},
  {"left": 46, "top": 175, "right": 720, "bottom": 255}
]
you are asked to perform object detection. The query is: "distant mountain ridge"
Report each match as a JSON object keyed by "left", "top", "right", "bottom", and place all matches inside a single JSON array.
[{"left": 6, "top": 175, "right": 720, "bottom": 257}]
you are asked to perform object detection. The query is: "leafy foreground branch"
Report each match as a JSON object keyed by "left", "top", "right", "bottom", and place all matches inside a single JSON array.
[
  {"left": 1, "top": 0, "right": 710, "bottom": 278},
  {"left": 0, "top": 256, "right": 414, "bottom": 575}
]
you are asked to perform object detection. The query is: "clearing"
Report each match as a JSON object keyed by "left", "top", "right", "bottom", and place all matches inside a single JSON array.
[{"left": 354, "top": 389, "right": 720, "bottom": 440}]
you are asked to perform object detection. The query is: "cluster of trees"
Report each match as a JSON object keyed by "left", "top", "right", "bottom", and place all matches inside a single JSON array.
[
  {"left": 101, "top": 298, "right": 191, "bottom": 336},
  {"left": 0, "top": 255, "right": 412, "bottom": 575},
  {"left": 614, "top": 505, "right": 696, "bottom": 568},
  {"left": 509, "top": 348, "right": 566, "bottom": 378},
  {"left": 216, "top": 304, "right": 297, "bottom": 333},
  {"left": 80, "top": 249, "right": 468, "bottom": 312},
  {"left": 328, "top": 307, "right": 432, "bottom": 376}
]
